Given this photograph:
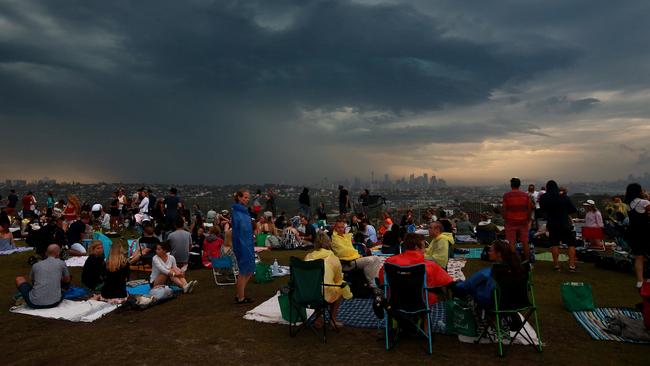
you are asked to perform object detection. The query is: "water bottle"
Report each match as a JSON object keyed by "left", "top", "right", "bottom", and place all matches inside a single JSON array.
[{"left": 272, "top": 259, "right": 279, "bottom": 276}]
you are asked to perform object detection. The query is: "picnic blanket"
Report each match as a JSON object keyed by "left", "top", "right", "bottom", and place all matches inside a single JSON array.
[
  {"left": 573, "top": 308, "right": 649, "bottom": 343},
  {"left": 535, "top": 252, "right": 568, "bottom": 262},
  {"left": 455, "top": 248, "right": 482, "bottom": 260},
  {"left": 0, "top": 246, "right": 33, "bottom": 256},
  {"left": 447, "top": 258, "right": 467, "bottom": 281},
  {"left": 126, "top": 284, "right": 183, "bottom": 296},
  {"left": 337, "top": 298, "right": 446, "bottom": 332},
  {"left": 65, "top": 256, "right": 88, "bottom": 267},
  {"left": 10, "top": 299, "right": 118, "bottom": 322},
  {"left": 455, "top": 235, "right": 478, "bottom": 244},
  {"left": 244, "top": 293, "right": 314, "bottom": 325}
]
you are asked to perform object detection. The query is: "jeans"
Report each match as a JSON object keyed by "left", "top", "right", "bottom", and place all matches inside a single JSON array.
[{"left": 17, "top": 283, "right": 63, "bottom": 309}]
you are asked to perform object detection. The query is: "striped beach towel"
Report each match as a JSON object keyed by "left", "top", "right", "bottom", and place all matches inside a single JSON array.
[{"left": 573, "top": 307, "right": 648, "bottom": 343}]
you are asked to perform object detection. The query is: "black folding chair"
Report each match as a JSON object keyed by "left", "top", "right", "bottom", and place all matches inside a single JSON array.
[{"left": 381, "top": 263, "right": 437, "bottom": 354}]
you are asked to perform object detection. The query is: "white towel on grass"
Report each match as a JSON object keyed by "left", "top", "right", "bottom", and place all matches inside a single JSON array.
[{"left": 11, "top": 300, "right": 118, "bottom": 322}]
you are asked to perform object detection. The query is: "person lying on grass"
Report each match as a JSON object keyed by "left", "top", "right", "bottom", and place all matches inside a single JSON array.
[
  {"left": 304, "top": 232, "right": 353, "bottom": 328},
  {"left": 150, "top": 241, "right": 197, "bottom": 294}
]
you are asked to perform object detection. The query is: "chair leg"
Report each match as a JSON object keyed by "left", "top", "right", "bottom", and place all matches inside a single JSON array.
[
  {"left": 426, "top": 313, "right": 433, "bottom": 355},
  {"left": 533, "top": 309, "right": 542, "bottom": 352},
  {"left": 384, "top": 312, "right": 391, "bottom": 351},
  {"left": 494, "top": 312, "right": 504, "bottom": 357}
]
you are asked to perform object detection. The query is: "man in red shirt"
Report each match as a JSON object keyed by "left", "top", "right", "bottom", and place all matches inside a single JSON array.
[
  {"left": 378, "top": 233, "right": 453, "bottom": 306},
  {"left": 502, "top": 177, "right": 533, "bottom": 259}
]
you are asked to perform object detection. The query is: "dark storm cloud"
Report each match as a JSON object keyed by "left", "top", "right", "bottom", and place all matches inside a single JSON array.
[
  {"left": 526, "top": 96, "right": 601, "bottom": 115},
  {"left": 0, "top": 0, "right": 645, "bottom": 184}
]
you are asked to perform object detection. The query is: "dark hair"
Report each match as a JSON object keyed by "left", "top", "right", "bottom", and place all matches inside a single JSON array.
[
  {"left": 174, "top": 217, "right": 184, "bottom": 229},
  {"left": 169, "top": 187, "right": 177, "bottom": 195},
  {"left": 545, "top": 180, "right": 559, "bottom": 195},
  {"left": 234, "top": 189, "right": 249, "bottom": 203},
  {"left": 624, "top": 183, "right": 643, "bottom": 205},
  {"left": 158, "top": 241, "right": 171, "bottom": 252},
  {"left": 510, "top": 177, "right": 521, "bottom": 189},
  {"left": 353, "top": 232, "right": 366, "bottom": 243},
  {"left": 491, "top": 240, "right": 522, "bottom": 275},
  {"left": 402, "top": 233, "right": 424, "bottom": 251}
]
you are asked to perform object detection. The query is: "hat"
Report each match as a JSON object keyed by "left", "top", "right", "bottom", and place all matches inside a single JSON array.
[
  {"left": 221, "top": 209, "right": 229, "bottom": 215},
  {"left": 583, "top": 199, "right": 595, "bottom": 206},
  {"left": 263, "top": 211, "right": 273, "bottom": 218}
]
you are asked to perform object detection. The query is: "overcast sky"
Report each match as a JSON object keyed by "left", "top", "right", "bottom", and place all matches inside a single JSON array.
[{"left": 1, "top": 0, "right": 649, "bottom": 186}]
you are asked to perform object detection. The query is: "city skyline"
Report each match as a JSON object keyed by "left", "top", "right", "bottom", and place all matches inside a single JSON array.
[{"left": 1, "top": 1, "right": 649, "bottom": 185}]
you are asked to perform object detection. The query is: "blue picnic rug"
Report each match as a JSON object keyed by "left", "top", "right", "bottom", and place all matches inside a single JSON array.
[
  {"left": 573, "top": 307, "right": 649, "bottom": 344},
  {"left": 455, "top": 247, "right": 483, "bottom": 260},
  {"left": 126, "top": 284, "right": 182, "bottom": 296},
  {"left": 336, "top": 298, "right": 446, "bottom": 333}
]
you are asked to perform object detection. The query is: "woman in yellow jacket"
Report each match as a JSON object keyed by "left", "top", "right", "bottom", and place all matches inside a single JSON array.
[{"left": 304, "top": 232, "right": 353, "bottom": 327}]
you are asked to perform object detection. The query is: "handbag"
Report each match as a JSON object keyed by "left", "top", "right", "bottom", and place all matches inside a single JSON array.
[
  {"left": 445, "top": 298, "right": 477, "bottom": 337},
  {"left": 560, "top": 282, "right": 595, "bottom": 311}
]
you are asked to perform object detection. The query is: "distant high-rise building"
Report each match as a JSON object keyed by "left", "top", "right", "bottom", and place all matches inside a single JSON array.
[{"left": 423, "top": 173, "right": 429, "bottom": 187}]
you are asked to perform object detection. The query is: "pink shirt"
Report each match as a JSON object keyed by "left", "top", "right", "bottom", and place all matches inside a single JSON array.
[{"left": 585, "top": 211, "right": 603, "bottom": 228}]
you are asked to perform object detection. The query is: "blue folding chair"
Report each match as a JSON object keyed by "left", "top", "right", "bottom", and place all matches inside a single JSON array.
[{"left": 210, "top": 256, "right": 238, "bottom": 285}]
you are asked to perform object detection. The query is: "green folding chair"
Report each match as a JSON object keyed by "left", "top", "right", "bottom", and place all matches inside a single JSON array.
[
  {"left": 476, "top": 261, "right": 542, "bottom": 357},
  {"left": 286, "top": 256, "right": 345, "bottom": 343}
]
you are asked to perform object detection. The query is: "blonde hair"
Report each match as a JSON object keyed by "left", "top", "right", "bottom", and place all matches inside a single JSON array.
[
  {"left": 313, "top": 232, "right": 332, "bottom": 250},
  {"left": 106, "top": 244, "right": 127, "bottom": 272},
  {"left": 88, "top": 240, "right": 103, "bottom": 254}
]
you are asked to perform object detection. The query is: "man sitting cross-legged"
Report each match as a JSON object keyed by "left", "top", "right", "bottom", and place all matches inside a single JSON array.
[{"left": 15, "top": 244, "right": 70, "bottom": 309}]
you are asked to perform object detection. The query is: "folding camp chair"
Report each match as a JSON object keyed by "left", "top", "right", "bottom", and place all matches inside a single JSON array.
[
  {"left": 382, "top": 263, "right": 437, "bottom": 354},
  {"left": 210, "top": 256, "right": 238, "bottom": 286},
  {"left": 287, "top": 256, "right": 345, "bottom": 342},
  {"left": 476, "top": 261, "right": 542, "bottom": 357}
]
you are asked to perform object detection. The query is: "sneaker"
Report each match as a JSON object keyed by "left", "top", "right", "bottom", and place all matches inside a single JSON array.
[
  {"left": 636, "top": 281, "right": 643, "bottom": 289},
  {"left": 568, "top": 266, "right": 578, "bottom": 273},
  {"left": 185, "top": 280, "right": 197, "bottom": 294}
]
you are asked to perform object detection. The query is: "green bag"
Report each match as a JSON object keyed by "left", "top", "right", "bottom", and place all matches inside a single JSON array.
[
  {"left": 254, "top": 262, "right": 273, "bottom": 283},
  {"left": 278, "top": 292, "right": 307, "bottom": 323},
  {"left": 445, "top": 298, "right": 477, "bottom": 337},
  {"left": 561, "top": 282, "right": 595, "bottom": 311},
  {"left": 256, "top": 233, "right": 270, "bottom": 247}
]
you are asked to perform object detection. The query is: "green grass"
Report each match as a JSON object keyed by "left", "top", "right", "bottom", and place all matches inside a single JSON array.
[{"left": 1, "top": 240, "right": 647, "bottom": 365}]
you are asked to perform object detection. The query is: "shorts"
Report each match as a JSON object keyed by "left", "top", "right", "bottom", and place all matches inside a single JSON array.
[
  {"left": 548, "top": 227, "right": 576, "bottom": 247},
  {"left": 17, "top": 283, "right": 62, "bottom": 309}
]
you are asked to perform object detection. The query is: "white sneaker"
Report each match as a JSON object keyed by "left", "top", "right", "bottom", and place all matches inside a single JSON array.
[{"left": 185, "top": 280, "right": 197, "bottom": 294}]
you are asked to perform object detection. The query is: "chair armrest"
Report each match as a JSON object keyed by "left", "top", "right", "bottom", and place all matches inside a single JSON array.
[{"left": 323, "top": 282, "right": 348, "bottom": 288}]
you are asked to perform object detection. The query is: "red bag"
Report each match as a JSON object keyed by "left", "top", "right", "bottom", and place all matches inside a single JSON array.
[{"left": 641, "top": 282, "right": 650, "bottom": 330}]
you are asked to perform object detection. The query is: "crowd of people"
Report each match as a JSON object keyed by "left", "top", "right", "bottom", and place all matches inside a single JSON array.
[{"left": 1, "top": 179, "right": 648, "bottom": 334}]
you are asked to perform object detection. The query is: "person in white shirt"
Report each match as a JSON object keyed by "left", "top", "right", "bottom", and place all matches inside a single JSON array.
[
  {"left": 150, "top": 241, "right": 196, "bottom": 294},
  {"left": 137, "top": 189, "right": 150, "bottom": 223}
]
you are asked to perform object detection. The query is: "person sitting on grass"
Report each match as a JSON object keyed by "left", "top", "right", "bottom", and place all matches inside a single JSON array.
[
  {"left": 0, "top": 216, "right": 17, "bottom": 251},
  {"left": 15, "top": 244, "right": 70, "bottom": 309},
  {"left": 378, "top": 233, "right": 453, "bottom": 307},
  {"left": 65, "top": 212, "right": 90, "bottom": 256},
  {"left": 305, "top": 232, "right": 353, "bottom": 328},
  {"left": 100, "top": 244, "right": 130, "bottom": 303},
  {"left": 81, "top": 240, "right": 105, "bottom": 291},
  {"left": 150, "top": 241, "right": 197, "bottom": 294},
  {"left": 129, "top": 221, "right": 159, "bottom": 265}
]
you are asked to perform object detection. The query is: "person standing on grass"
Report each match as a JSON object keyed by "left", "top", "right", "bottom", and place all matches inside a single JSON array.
[
  {"left": 540, "top": 180, "right": 578, "bottom": 272},
  {"left": 299, "top": 187, "right": 311, "bottom": 220},
  {"left": 502, "top": 177, "right": 533, "bottom": 259},
  {"left": 232, "top": 189, "right": 255, "bottom": 304},
  {"left": 624, "top": 183, "right": 650, "bottom": 290}
]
